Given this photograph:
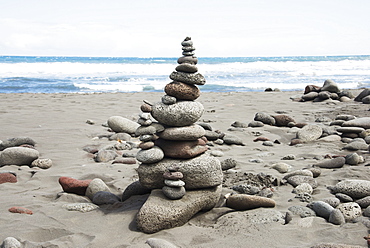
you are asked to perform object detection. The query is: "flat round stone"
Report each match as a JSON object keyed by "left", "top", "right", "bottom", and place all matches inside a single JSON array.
[
  {"left": 165, "top": 81, "right": 200, "bottom": 101},
  {"left": 163, "top": 171, "right": 183, "bottom": 180},
  {"left": 175, "top": 64, "right": 198, "bottom": 73},
  {"left": 169, "top": 71, "right": 205, "bottom": 85},
  {"left": 158, "top": 124, "right": 205, "bottom": 140},
  {"left": 177, "top": 56, "right": 198, "bottom": 65},
  {"left": 164, "top": 179, "right": 185, "bottom": 187}
]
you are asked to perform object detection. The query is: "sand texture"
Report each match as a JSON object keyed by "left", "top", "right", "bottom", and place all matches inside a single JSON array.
[{"left": 1, "top": 90, "right": 370, "bottom": 248}]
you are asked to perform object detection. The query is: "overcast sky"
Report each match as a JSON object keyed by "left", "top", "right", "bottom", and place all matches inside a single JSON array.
[{"left": 1, "top": 0, "right": 370, "bottom": 57}]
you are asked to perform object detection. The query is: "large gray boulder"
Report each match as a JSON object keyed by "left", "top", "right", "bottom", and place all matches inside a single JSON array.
[
  {"left": 137, "top": 153, "right": 222, "bottom": 190},
  {"left": 136, "top": 186, "right": 221, "bottom": 233},
  {"left": 0, "top": 147, "right": 39, "bottom": 166},
  {"left": 151, "top": 101, "right": 204, "bottom": 126},
  {"left": 107, "top": 116, "right": 140, "bottom": 134}
]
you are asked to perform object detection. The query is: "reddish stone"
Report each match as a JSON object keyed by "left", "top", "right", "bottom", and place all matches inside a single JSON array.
[
  {"left": 140, "top": 103, "right": 152, "bottom": 113},
  {"left": 273, "top": 114, "right": 295, "bottom": 127},
  {"left": 58, "top": 176, "right": 92, "bottom": 195},
  {"left": 304, "top": 85, "right": 321, "bottom": 94},
  {"left": 163, "top": 171, "right": 183, "bottom": 180},
  {"left": 154, "top": 138, "right": 208, "bottom": 159},
  {"left": 0, "top": 173, "right": 17, "bottom": 184},
  {"left": 165, "top": 81, "right": 200, "bottom": 100},
  {"left": 290, "top": 139, "right": 303, "bottom": 146},
  {"left": 8, "top": 206, "right": 33, "bottom": 215}
]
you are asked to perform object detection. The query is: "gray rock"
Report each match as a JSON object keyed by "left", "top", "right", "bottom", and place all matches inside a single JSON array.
[
  {"left": 315, "top": 116, "right": 332, "bottom": 123},
  {"left": 204, "top": 130, "right": 220, "bottom": 141},
  {"left": 232, "top": 184, "right": 260, "bottom": 195},
  {"left": 296, "top": 124, "right": 323, "bottom": 142},
  {"left": 345, "top": 153, "right": 362, "bottom": 165},
  {"left": 0, "top": 147, "right": 39, "bottom": 166},
  {"left": 328, "top": 209, "right": 345, "bottom": 225},
  {"left": 248, "top": 121, "right": 264, "bottom": 127},
  {"left": 158, "top": 124, "right": 205, "bottom": 140},
  {"left": 336, "top": 114, "right": 356, "bottom": 121},
  {"left": 254, "top": 112, "right": 276, "bottom": 126},
  {"left": 92, "top": 191, "right": 120, "bottom": 205},
  {"left": 85, "top": 178, "right": 111, "bottom": 200},
  {"left": 354, "top": 88, "right": 370, "bottom": 102},
  {"left": 137, "top": 154, "right": 222, "bottom": 190},
  {"left": 94, "top": 149, "right": 118, "bottom": 162},
  {"left": 145, "top": 238, "right": 178, "bottom": 248},
  {"left": 121, "top": 181, "right": 151, "bottom": 201},
  {"left": 329, "top": 180, "right": 370, "bottom": 198},
  {"left": 135, "top": 123, "right": 165, "bottom": 136},
  {"left": 263, "top": 141, "right": 274, "bottom": 146},
  {"left": 271, "top": 162, "right": 292, "bottom": 173},
  {"left": 220, "top": 158, "right": 238, "bottom": 170},
  {"left": 63, "top": 203, "right": 99, "bottom": 213},
  {"left": 337, "top": 202, "right": 362, "bottom": 221},
  {"left": 30, "top": 158, "right": 52, "bottom": 169},
  {"left": 355, "top": 196, "right": 370, "bottom": 208},
  {"left": 162, "top": 95, "right": 177, "bottom": 105},
  {"left": 226, "top": 194, "right": 275, "bottom": 210},
  {"left": 1, "top": 237, "right": 22, "bottom": 248},
  {"left": 343, "top": 141, "right": 368, "bottom": 151},
  {"left": 288, "top": 205, "right": 316, "bottom": 218},
  {"left": 318, "top": 91, "right": 331, "bottom": 100},
  {"left": 283, "top": 170, "right": 313, "bottom": 180},
  {"left": 321, "top": 197, "right": 340, "bottom": 208},
  {"left": 231, "top": 121, "right": 249, "bottom": 128},
  {"left": 136, "top": 186, "right": 221, "bottom": 233},
  {"left": 281, "top": 154, "right": 296, "bottom": 160},
  {"left": 287, "top": 175, "right": 318, "bottom": 188},
  {"left": 363, "top": 205, "right": 370, "bottom": 217},
  {"left": 321, "top": 79, "right": 340, "bottom": 93},
  {"left": 0, "top": 137, "right": 36, "bottom": 151},
  {"left": 151, "top": 101, "right": 204, "bottom": 126},
  {"left": 162, "top": 186, "right": 186, "bottom": 200},
  {"left": 337, "top": 127, "right": 365, "bottom": 133},
  {"left": 305, "top": 167, "right": 321, "bottom": 178},
  {"left": 314, "top": 157, "right": 345, "bottom": 169},
  {"left": 109, "top": 133, "right": 131, "bottom": 141},
  {"left": 217, "top": 208, "right": 285, "bottom": 225},
  {"left": 301, "top": 92, "right": 319, "bottom": 101},
  {"left": 292, "top": 183, "right": 313, "bottom": 194},
  {"left": 311, "top": 201, "right": 334, "bottom": 219},
  {"left": 136, "top": 146, "right": 164, "bottom": 164},
  {"left": 210, "top": 150, "right": 224, "bottom": 157},
  {"left": 335, "top": 193, "right": 353, "bottom": 203},
  {"left": 169, "top": 71, "right": 206, "bottom": 85},
  {"left": 107, "top": 116, "right": 140, "bottom": 134},
  {"left": 222, "top": 134, "right": 244, "bottom": 145},
  {"left": 342, "top": 117, "right": 370, "bottom": 129}
]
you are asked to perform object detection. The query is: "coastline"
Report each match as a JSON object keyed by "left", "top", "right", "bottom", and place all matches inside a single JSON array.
[{"left": 1, "top": 90, "right": 369, "bottom": 247}]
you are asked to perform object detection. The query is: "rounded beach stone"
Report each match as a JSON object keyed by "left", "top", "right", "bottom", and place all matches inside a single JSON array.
[
  {"left": 222, "top": 134, "right": 244, "bottom": 145},
  {"left": 94, "top": 149, "right": 118, "bottom": 162},
  {"left": 337, "top": 127, "right": 365, "bottom": 133},
  {"left": 139, "top": 141, "right": 155, "bottom": 150},
  {"left": 287, "top": 175, "right": 318, "bottom": 188},
  {"left": 107, "top": 116, "right": 140, "bottom": 134},
  {"left": 0, "top": 137, "right": 36, "bottom": 151},
  {"left": 271, "top": 162, "right": 292, "bottom": 173},
  {"left": 1, "top": 237, "right": 21, "bottom": 248},
  {"left": 364, "top": 206, "right": 370, "bottom": 217},
  {"left": 221, "top": 158, "right": 238, "bottom": 170},
  {"left": 311, "top": 201, "right": 334, "bottom": 219},
  {"left": 151, "top": 101, "right": 204, "bottom": 127},
  {"left": 135, "top": 123, "right": 165, "bottom": 136},
  {"left": 165, "top": 81, "right": 200, "bottom": 101},
  {"left": 112, "top": 157, "right": 137, "bottom": 164},
  {"left": 321, "top": 79, "right": 340, "bottom": 93},
  {"left": 318, "top": 91, "right": 331, "bottom": 100},
  {"left": 136, "top": 146, "right": 164, "bottom": 163},
  {"left": 175, "top": 64, "right": 198, "bottom": 73},
  {"left": 337, "top": 202, "right": 362, "bottom": 221},
  {"left": 181, "top": 38, "right": 193, "bottom": 46},
  {"left": 304, "top": 85, "right": 321, "bottom": 94},
  {"left": 164, "top": 179, "right": 185, "bottom": 187},
  {"left": 283, "top": 169, "right": 313, "bottom": 180},
  {"left": 204, "top": 130, "right": 221, "bottom": 141},
  {"left": 328, "top": 209, "right": 345, "bottom": 225},
  {"left": 342, "top": 117, "right": 370, "bottom": 129},
  {"left": 254, "top": 112, "right": 276, "bottom": 125},
  {"left": 210, "top": 150, "right": 224, "bottom": 157},
  {"left": 158, "top": 124, "right": 205, "bottom": 140},
  {"left": 226, "top": 194, "right": 275, "bottom": 211},
  {"left": 305, "top": 167, "right": 321, "bottom": 178},
  {"left": 335, "top": 193, "right": 353, "bottom": 203},
  {"left": 322, "top": 197, "right": 340, "bottom": 208},
  {"left": 30, "top": 158, "right": 52, "bottom": 169},
  {"left": 296, "top": 124, "right": 323, "bottom": 142},
  {"left": 161, "top": 95, "right": 177, "bottom": 105},
  {"left": 314, "top": 157, "right": 345, "bottom": 169},
  {"left": 302, "top": 92, "right": 319, "bottom": 101},
  {"left": 292, "top": 183, "right": 313, "bottom": 194},
  {"left": 0, "top": 173, "right": 17, "bottom": 184},
  {"left": 273, "top": 114, "right": 295, "bottom": 127},
  {"left": 154, "top": 138, "right": 207, "bottom": 159},
  {"left": 145, "top": 238, "right": 178, "bottom": 248},
  {"left": 59, "top": 177, "right": 92, "bottom": 195},
  {"left": 329, "top": 180, "right": 370, "bottom": 198},
  {"left": 85, "top": 178, "right": 111, "bottom": 200},
  {"left": 137, "top": 118, "right": 152, "bottom": 126},
  {"left": 140, "top": 103, "right": 152, "bottom": 112},
  {"left": 163, "top": 171, "right": 183, "bottom": 180},
  {"left": 169, "top": 71, "right": 206, "bottom": 85},
  {"left": 137, "top": 154, "right": 222, "bottom": 190},
  {"left": 288, "top": 205, "right": 316, "bottom": 218},
  {"left": 92, "top": 191, "right": 120, "bottom": 205},
  {"left": 343, "top": 141, "right": 369, "bottom": 151},
  {"left": 8, "top": 206, "right": 33, "bottom": 215},
  {"left": 109, "top": 132, "right": 132, "bottom": 141},
  {"left": 355, "top": 88, "right": 370, "bottom": 102},
  {"left": 162, "top": 186, "right": 186, "bottom": 200},
  {"left": 63, "top": 203, "right": 99, "bottom": 213},
  {"left": 345, "top": 153, "right": 362, "bottom": 165},
  {"left": 121, "top": 180, "right": 151, "bottom": 202},
  {"left": 0, "top": 147, "right": 39, "bottom": 166},
  {"left": 355, "top": 196, "right": 370, "bottom": 208},
  {"left": 177, "top": 56, "right": 198, "bottom": 65},
  {"left": 248, "top": 121, "right": 264, "bottom": 127}
]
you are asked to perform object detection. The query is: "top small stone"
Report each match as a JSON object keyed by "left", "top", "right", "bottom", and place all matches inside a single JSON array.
[{"left": 182, "top": 37, "right": 193, "bottom": 47}]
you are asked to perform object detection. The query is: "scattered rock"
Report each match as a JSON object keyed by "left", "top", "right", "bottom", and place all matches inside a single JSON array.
[
  {"left": 0, "top": 172, "right": 17, "bottom": 184},
  {"left": 310, "top": 201, "right": 334, "bottom": 219},
  {"left": 85, "top": 178, "right": 111, "bottom": 200},
  {"left": 337, "top": 202, "right": 362, "bottom": 221},
  {"left": 314, "top": 157, "right": 345, "bottom": 169},
  {"left": 329, "top": 180, "right": 370, "bottom": 198},
  {"left": 8, "top": 206, "right": 33, "bottom": 215},
  {"left": 107, "top": 116, "right": 140, "bottom": 134},
  {"left": 296, "top": 125, "right": 323, "bottom": 142},
  {"left": 145, "top": 238, "right": 178, "bottom": 248},
  {"left": 328, "top": 209, "right": 345, "bottom": 225},
  {"left": 226, "top": 194, "right": 276, "bottom": 210},
  {"left": 30, "top": 158, "right": 52, "bottom": 169},
  {"left": 1, "top": 237, "right": 22, "bottom": 248},
  {"left": 63, "top": 203, "right": 99, "bottom": 213},
  {"left": 59, "top": 177, "right": 92, "bottom": 195},
  {"left": 0, "top": 147, "right": 39, "bottom": 166}
]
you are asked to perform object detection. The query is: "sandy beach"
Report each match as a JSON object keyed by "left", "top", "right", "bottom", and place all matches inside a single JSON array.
[{"left": 1, "top": 90, "right": 370, "bottom": 248}]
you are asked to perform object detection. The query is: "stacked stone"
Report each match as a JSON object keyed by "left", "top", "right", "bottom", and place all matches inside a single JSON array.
[
  {"left": 162, "top": 167, "right": 186, "bottom": 199},
  {"left": 132, "top": 37, "right": 223, "bottom": 233}
]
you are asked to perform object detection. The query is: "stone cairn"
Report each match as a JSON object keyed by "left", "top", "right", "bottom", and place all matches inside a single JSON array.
[{"left": 131, "top": 37, "right": 223, "bottom": 233}]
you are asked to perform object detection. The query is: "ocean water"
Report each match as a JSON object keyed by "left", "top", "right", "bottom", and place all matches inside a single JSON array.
[{"left": 0, "top": 55, "right": 369, "bottom": 93}]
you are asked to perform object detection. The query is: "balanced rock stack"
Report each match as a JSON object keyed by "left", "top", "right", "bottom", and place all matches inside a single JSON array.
[{"left": 130, "top": 37, "right": 223, "bottom": 234}]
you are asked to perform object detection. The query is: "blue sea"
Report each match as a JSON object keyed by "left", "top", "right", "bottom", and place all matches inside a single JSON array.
[{"left": 0, "top": 55, "right": 369, "bottom": 93}]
